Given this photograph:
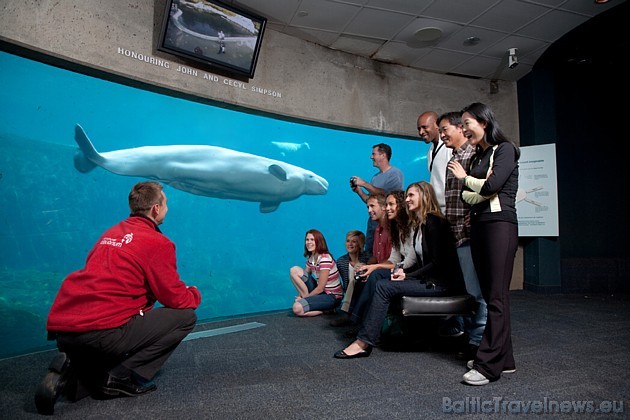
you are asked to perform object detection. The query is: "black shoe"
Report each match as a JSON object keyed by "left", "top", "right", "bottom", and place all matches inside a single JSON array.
[
  {"left": 101, "top": 373, "right": 157, "bottom": 397},
  {"left": 438, "top": 325, "right": 464, "bottom": 338},
  {"left": 334, "top": 345, "right": 372, "bottom": 359},
  {"left": 35, "top": 352, "right": 73, "bottom": 415},
  {"left": 330, "top": 316, "right": 353, "bottom": 327}
]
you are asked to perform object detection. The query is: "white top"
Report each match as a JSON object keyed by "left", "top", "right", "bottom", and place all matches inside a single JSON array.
[
  {"left": 427, "top": 139, "right": 452, "bottom": 214},
  {"left": 387, "top": 233, "right": 417, "bottom": 269}
]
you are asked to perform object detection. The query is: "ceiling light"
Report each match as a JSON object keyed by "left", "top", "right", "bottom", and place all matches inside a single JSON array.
[
  {"left": 594, "top": 0, "right": 610, "bottom": 3},
  {"left": 463, "top": 36, "right": 480, "bottom": 47},
  {"left": 413, "top": 27, "right": 443, "bottom": 42}
]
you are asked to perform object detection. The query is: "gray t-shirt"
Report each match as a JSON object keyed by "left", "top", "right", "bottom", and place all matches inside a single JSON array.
[{"left": 371, "top": 166, "right": 404, "bottom": 193}]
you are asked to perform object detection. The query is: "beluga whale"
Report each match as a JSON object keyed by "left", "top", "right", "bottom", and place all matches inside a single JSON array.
[{"left": 72, "top": 124, "right": 329, "bottom": 213}]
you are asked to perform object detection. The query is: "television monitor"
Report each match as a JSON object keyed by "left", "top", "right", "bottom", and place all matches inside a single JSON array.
[{"left": 158, "top": 0, "right": 267, "bottom": 79}]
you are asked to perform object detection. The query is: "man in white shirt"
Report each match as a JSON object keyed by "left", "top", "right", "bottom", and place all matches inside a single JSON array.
[{"left": 417, "top": 111, "right": 452, "bottom": 214}]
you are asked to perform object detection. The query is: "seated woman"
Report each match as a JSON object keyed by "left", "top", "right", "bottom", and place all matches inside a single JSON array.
[
  {"left": 334, "top": 182, "right": 465, "bottom": 358},
  {"left": 330, "top": 230, "right": 370, "bottom": 327},
  {"left": 289, "top": 229, "right": 343, "bottom": 317},
  {"left": 347, "top": 190, "right": 415, "bottom": 326}
]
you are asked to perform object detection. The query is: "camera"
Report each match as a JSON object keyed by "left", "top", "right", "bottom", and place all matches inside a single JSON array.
[
  {"left": 350, "top": 176, "right": 357, "bottom": 188},
  {"left": 354, "top": 269, "right": 366, "bottom": 281},
  {"left": 508, "top": 48, "right": 518, "bottom": 69},
  {"left": 391, "top": 262, "right": 404, "bottom": 278}
]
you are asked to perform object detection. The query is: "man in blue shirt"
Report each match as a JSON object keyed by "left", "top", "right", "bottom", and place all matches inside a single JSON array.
[{"left": 350, "top": 143, "right": 403, "bottom": 256}]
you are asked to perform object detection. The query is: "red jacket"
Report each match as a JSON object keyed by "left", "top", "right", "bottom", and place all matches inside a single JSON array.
[{"left": 47, "top": 216, "right": 201, "bottom": 333}]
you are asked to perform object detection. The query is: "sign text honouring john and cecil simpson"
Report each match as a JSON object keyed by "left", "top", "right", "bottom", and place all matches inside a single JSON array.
[{"left": 117, "top": 47, "right": 282, "bottom": 99}]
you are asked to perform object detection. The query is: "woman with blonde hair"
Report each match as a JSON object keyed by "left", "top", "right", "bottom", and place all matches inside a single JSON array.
[
  {"left": 329, "top": 230, "right": 370, "bottom": 327},
  {"left": 334, "top": 181, "right": 464, "bottom": 359}
]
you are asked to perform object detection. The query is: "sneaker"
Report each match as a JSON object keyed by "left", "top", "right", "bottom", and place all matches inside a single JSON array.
[
  {"left": 467, "top": 360, "right": 516, "bottom": 374},
  {"left": 463, "top": 369, "right": 489, "bottom": 386},
  {"left": 439, "top": 325, "right": 464, "bottom": 338},
  {"left": 35, "top": 352, "right": 73, "bottom": 415}
]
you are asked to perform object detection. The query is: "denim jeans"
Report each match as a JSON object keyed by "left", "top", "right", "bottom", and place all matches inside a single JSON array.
[
  {"left": 297, "top": 274, "right": 340, "bottom": 312},
  {"left": 456, "top": 243, "right": 487, "bottom": 346},
  {"left": 357, "top": 278, "right": 447, "bottom": 347},
  {"left": 348, "top": 268, "right": 390, "bottom": 324}
]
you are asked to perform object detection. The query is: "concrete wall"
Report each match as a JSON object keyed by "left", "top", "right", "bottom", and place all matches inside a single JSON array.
[
  {"left": 0, "top": 0, "right": 520, "bottom": 139},
  {"left": 0, "top": 0, "right": 523, "bottom": 288}
]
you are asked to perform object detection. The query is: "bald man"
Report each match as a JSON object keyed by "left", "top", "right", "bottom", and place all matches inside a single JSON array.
[{"left": 417, "top": 111, "right": 452, "bottom": 213}]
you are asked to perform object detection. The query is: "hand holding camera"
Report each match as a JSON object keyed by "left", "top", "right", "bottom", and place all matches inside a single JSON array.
[
  {"left": 391, "top": 262, "right": 405, "bottom": 281},
  {"left": 354, "top": 262, "right": 368, "bottom": 281},
  {"left": 349, "top": 176, "right": 358, "bottom": 190}
]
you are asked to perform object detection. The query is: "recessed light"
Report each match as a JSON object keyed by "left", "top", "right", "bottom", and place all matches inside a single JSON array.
[{"left": 413, "top": 27, "right": 443, "bottom": 42}]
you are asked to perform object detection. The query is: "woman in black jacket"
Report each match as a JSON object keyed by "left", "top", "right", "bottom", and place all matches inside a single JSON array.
[
  {"left": 334, "top": 181, "right": 464, "bottom": 359},
  {"left": 448, "top": 102, "right": 520, "bottom": 386}
]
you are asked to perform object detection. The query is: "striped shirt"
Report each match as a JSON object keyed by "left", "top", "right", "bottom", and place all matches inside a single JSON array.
[
  {"left": 445, "top": 141, "right": 476, "bottom": 247},
  {"left": 306, "top": 253, "right": 343, "bottom": 298}
]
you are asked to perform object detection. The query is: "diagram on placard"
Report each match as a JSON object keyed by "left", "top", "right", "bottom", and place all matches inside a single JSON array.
[{"left": 516, "top": 185, "right": 545, "bottom": 207}]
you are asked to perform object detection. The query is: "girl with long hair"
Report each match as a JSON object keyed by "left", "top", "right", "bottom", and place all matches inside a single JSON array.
[
  {"left": 448, "top": 102, "right": 520, "bottom": 385},
  {"left": 334, "top": 182, "right": 464, "bottom": 359},
  {"left": 289, "top": 229, "right": 343, "bottom": 317},
  {"left": 343, "top": 190, "right": 418, "bottom": 331}
]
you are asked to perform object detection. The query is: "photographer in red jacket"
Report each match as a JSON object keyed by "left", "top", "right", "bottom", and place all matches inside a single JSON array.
[{"left": 35, "top": 181, "right": 202, "bottom": 415}]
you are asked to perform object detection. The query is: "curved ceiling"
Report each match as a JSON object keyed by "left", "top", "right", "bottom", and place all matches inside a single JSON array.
[{"left": 228, "top": 0, "right": 626, "bottom": 81}]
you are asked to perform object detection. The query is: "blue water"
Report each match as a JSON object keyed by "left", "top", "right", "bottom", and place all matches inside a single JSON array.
[{"left": 0, "top": 51, "right": 429, "bottom": 358}]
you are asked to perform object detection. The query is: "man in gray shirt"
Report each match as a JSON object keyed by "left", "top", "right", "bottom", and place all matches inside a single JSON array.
[{"left": 350, "top": 143, "right": 403, "bottom": 256}]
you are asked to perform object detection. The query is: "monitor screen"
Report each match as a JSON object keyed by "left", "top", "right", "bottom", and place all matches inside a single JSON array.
[{"left": 158, "top": 0, "right": 267, "bottom": 79}]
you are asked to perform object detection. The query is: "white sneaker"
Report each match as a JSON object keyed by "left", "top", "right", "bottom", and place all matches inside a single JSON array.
[
  {"left": 467, "top": 360, "right": 516, "bottom": 374},
  {"left": 463, "top": 369, "right": 489, "bottom": 386}
]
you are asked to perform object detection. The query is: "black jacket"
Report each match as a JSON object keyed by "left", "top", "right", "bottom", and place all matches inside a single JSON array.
[{"left": 405, "top": 214, "right": 466, "bottom": 294}]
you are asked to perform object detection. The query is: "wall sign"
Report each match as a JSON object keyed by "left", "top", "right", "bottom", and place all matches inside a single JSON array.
[
  {"left": 117, "top": 46, "right": 282, "bottom": 98},
  {"left": 517, "top": 144, "right": 559, "bottom": 237}
]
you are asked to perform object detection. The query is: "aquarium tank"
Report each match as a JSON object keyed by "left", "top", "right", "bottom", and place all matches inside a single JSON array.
[{"left": 0, "top": 51, "right": 429, "bottom": 359}]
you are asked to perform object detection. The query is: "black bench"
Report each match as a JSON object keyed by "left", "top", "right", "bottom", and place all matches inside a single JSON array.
[{"left": 399, "top": 294, "right": 477, "bottom": 318}]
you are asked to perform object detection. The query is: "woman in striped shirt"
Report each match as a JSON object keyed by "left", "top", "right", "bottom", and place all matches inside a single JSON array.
[{"left": 289, "top": 229, "right": 343, "bottom": 317}]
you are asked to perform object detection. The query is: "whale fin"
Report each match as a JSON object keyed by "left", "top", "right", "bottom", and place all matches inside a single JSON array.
[
  {"left": 269, "top": 164, "right": 287, "bottom": 181},
  {"left": 73, "top": 124, "right": 103, "bottom": 173},
  {"left": 260, "top": 202, "right": 280, "bottom": 213}
]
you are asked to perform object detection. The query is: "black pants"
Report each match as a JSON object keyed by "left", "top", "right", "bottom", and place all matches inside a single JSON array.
[
  {"left": 470, "top": 220, "right": 518, "bottom": 380},
  {"left": 56, "top": 307, "right": 196, "bottom": 384}
]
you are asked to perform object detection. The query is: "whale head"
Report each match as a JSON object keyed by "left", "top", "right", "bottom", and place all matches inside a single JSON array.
[{"left": 303, "top": 171, "right": 329, "bottom": 195}]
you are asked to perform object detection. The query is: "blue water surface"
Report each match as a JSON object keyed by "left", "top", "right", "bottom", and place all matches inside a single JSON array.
[{"left": 0, "top": 51, "right": 429, "bottom": 358}]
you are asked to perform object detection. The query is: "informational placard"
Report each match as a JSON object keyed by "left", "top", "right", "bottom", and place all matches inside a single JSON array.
[{"left": 517, "top": 144, "right": 559, "bottom": 237}]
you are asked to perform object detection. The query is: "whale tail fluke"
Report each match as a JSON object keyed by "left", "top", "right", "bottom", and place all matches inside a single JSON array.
[{"left": 73, "top": 124, "right": 102, "bottom": 173}]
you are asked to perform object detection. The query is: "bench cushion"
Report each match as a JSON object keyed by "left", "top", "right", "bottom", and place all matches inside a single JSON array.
[{"left": 400, "top": 294, "right": 477, "bottom": 317}]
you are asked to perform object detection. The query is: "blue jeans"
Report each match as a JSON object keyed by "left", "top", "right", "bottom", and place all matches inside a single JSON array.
[
  {"left": 357, "top": 279, "right": 447, "bottom": 347},
  {"left": 349, "top": 268, "right": 390, "bottom": 324},
  {"left": 456, "top": 243, "right": 487, "bottom": 346},
  {"left": 297, "top": 274, "right": 340, "bottom": 312}
]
